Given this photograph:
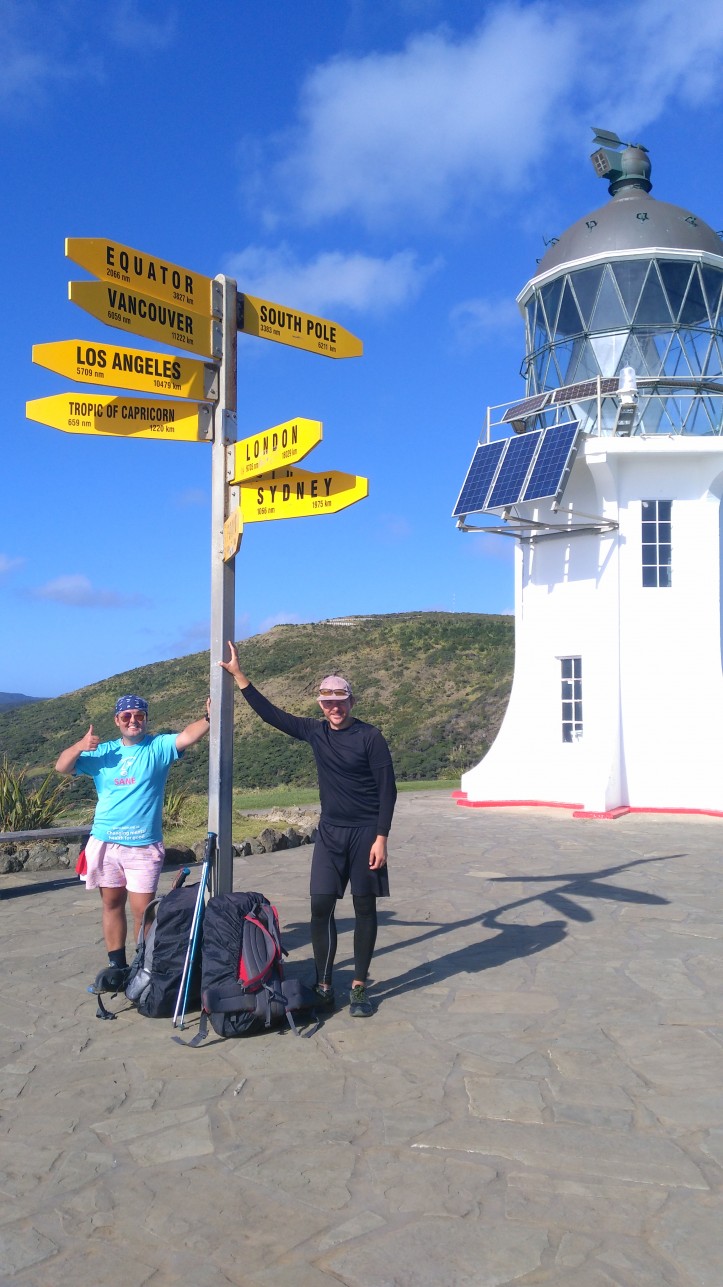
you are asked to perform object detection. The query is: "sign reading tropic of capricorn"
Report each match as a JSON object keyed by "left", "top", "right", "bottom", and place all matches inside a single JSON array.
[{"left": 25, "top": 393, "right": 212, "bottom": 442}]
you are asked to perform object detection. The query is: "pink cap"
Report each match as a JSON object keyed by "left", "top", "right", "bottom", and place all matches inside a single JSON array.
[{"left": 318, "top": 675, "right": 353, "bottom": 700}]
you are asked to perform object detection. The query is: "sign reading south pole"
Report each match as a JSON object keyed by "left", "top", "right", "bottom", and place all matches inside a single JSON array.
[
  {"left": 26, "top": 393, "right": 212, "bottom": 442},
  {"left": 230, "top": 417, "right": 323, "bottom": 482},
  {"left": 239, "top": 466, "right": 368, "bottom": 523},
  {"left": 238, "top": 294, "right": 363, "bottom": 360},
  {"left": 65, "top": 237, "right": 218, "bottom": 315},
  {"left": 69, "top": 281, "right": 222, "bottom": 359},
  {"left": 32, "top": 340, "right": 218, "bottom": 402}
]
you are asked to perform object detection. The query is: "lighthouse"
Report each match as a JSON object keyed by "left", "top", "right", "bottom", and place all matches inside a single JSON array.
[{"left": 454, "top": 130, "right": 723, "bottom": 816}]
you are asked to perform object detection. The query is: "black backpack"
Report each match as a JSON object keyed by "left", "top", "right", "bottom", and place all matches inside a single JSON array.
[
  {"left": 191, "top": 891, "right": 318, "bottom": 1043},
  {"left": 125, "top": 883, "right": 202, "bottom": 1019}
]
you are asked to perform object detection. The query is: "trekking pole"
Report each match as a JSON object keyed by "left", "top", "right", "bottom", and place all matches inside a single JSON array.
[{"left": 172, "top": 832, "right": 215, "bottom": 1029}]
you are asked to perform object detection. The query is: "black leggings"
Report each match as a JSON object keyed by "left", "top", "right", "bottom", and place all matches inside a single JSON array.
[{"left": 310, "top": 893, "right": 378, "bottom": 984}]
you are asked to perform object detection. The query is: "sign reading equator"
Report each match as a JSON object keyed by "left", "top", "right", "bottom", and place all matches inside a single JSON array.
[
  {"left": 69, "top": 280, "right": 222, "bottom": 359},
  {"left": 230, "top": 417, "right": 323, "bottom": 482},
  {"left": 26, "top": 393, "right": 212, "bottom": 442},
  {"left": 32, "top": 339, "right": 218, "bottom": 402},
  {"left": 239, "top": 465, "right": 368, "bottom": 522},
  {"left": 238, "top": 293, "right": 363, "bottom": 359},
  {"left": 65, "top": 237, "right": 217, "bottom": 315}
]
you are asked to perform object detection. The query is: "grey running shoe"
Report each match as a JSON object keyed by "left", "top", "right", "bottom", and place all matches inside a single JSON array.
[
  {"left": 88, "top": 964, "right": 130, "bottom": 994},
  {"left": 349, "top": 984, "right": 373, "bottom": 1017},
  {"left": 313, "top": 984, "right": 335, "bottom": 1008}
]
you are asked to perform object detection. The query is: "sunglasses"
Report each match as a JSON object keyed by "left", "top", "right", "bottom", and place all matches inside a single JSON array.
[
  {"left": 118, "top": 711, "right": 147, "bottom": 724},
  {"left": 319, "top": 689, "right": 349, "bottom": 698}
]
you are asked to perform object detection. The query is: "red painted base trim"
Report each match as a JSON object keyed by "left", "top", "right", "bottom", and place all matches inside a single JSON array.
[
  {"left": 454, "top": 793, "right": 583, "bottom": 811},
  {"left": 454, "top": 791, "right": 723, "bottom": 820}
]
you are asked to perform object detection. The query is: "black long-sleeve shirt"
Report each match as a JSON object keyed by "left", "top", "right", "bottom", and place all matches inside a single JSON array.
[{"left": 241, "top": 684, "right": 397, "bottom": 835}]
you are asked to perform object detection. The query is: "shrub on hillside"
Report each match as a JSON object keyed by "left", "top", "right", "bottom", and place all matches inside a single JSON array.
[{"left": 0, "top": 756, "right": 69, "bottom": 831}]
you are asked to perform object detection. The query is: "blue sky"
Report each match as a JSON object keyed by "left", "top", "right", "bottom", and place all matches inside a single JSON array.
[{"left": 4, "top": 0, "right": 723, "bottom": 697}]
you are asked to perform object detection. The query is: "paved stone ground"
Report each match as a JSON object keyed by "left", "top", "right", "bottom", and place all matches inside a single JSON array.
[{"left": 1, "top": 792, "right": 721, "bottom": 1286}]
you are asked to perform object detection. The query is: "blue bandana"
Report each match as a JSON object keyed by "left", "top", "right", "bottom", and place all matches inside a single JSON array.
[{"left": 115, "top": 694, "right": 149, "bottom": 715}]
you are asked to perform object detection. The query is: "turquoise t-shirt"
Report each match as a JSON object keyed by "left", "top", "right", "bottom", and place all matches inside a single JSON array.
[{"left": 75, "top": 733, "right": 182, "bottom": 845}]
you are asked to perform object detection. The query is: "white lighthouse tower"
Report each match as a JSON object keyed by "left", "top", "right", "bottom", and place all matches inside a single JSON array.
[{"left": 455, "top": 130, "right": 723, "bottom": 816}]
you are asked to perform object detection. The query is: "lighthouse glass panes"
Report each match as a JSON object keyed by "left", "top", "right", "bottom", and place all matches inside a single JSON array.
[
  {"left": 641, "top": 500, "right": 672, "bottom": 587},
  {"left": 560, "top": 657, "right": 583, "bottom": 742},
  {"left": 525, "top": 259, "right": 723, "bottom": 434}
]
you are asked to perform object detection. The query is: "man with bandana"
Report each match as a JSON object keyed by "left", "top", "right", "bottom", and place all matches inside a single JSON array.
[
  {"left": 55, "top": 694, "right": 210, "bottom": 987},
  {"left": 221, "top": 643, "right": 396, "bottom": 1018}
]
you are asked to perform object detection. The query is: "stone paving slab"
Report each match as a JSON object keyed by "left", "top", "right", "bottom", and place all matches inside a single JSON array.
[{"left": 1, "top": 794, "right": 722, "bottom": 1284}]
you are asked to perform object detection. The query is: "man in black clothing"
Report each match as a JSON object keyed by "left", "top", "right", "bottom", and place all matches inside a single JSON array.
[{"left": 221, "top": 643, "right": 396, "bottom": 1017}]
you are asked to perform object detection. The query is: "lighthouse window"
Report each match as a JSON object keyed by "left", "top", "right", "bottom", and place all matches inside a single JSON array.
[
  {"left": 641, "top": 500, "right": 672, "bottom": 587},
  {"left": 560, "top": 657, "right": 583, "bottom": 743}
]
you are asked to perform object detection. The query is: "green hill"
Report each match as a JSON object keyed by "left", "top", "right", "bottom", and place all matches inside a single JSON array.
[{"left": 0, "top": 612, "right": 513, "bottom": 799}]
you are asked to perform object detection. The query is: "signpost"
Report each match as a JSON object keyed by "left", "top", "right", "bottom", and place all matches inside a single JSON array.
[
  {"left": 238, "top": 293, "right": 363, "bottom": 359},
  {"left": 26, "top": 393, "right": 212, "bottom": 442},
  {"left": 230, "top": 417, "right": 323, "bottom": 483},
  {"left": 69, "top": 281, "right": 222, "bottom": 359},
  {"left": 28, "top": 233, "right": 366, "bottom": 899},
  {"left": 239, "top": 466, "right": 368, "bottom": 523},
  {"left": 32, "top": 339, "right": 218, "bottom": 401}
]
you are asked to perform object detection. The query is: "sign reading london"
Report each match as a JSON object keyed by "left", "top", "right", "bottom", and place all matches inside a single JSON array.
[
  {"left": 32, "top": 340, "right": 218, "bottom": 402},
  {"left": 69, "top": 281, "right": 222, "bottom": 359},
  {"left": 65, "top": 238, "right": 217, "bottom": 314},
  {"left": 239, "top": 466, "right": 368, "bottom": 523},
  {"left": 230, "top": 417, "right": 323, "bottom": 482},
  {"left": 26, "top": 393, "right": 212, "bottom": 442},
  {"left": 238, "top": 294, "right": 363, "bottom": 360}
]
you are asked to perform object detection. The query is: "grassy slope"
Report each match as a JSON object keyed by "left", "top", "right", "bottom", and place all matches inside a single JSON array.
[{"left": 0, "top": 612, "right": 513, "bottom": 801}]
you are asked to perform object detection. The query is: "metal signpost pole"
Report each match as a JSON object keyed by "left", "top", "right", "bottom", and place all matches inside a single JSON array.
[{"left": 208, "top": 275, "right": 238, "bottom": 894}]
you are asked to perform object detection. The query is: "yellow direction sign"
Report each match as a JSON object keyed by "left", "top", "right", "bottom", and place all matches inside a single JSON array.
[
  {"left": 231, "top": 417, "right": 323, "bottom": 483},
  {"left": 32, "top": 339, "right": 218, "bottom": 402},
  {"left": 66, "top": 237, "right": 217, "bottom": 315},
  {"left": 69, "top": 281, "right": 222, "bottom": 359},
  {"left": 223, "top": 508, "right": 243, "bottom": 562},
  {"left": 26, "top": 393, "right": 212, "bottom": 443},
  {"left": 239, "top": 466, "right": 368, "bottom": 523},
  {"left": 238, "top": 294, "right": 362, "bottom": 360}
]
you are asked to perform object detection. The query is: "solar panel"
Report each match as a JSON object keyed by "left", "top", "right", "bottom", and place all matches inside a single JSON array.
[
  {"left": 522, "top": 422, "right": 579, "bottom": 503},
  {"left": 501, "top": 391, "right": 550, "bottom": 424},
  {"left": 486, "top": 431, "right": 542, "bottom": 509},
  {"left": 452, "top": 438, "right": 507, "bottom": 517},
  {"left": 552, "top": 377, "right": 618, "bottom": 404}
]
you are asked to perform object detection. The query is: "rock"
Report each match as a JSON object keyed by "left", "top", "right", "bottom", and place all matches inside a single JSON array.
[
  {"left": 0, "top": 844, "right": 24, "bottom": 874},
  {"left": 25, "top": 844, "right": 71, "bottom": 871},
  {"left": 164, "top": 846, "right": 198, "bottom": 867},
  {"left": 257, "top": 827, "right": 288, "bottom": 852},
  {"left": 284, "top": 827, "right": 303, "bottom": 848}
]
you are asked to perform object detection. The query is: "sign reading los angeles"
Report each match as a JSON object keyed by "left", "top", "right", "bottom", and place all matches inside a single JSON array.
[
  {"left": 238, "top": 294, "right": 363, "bottom": 360},
  {"left": 69, "top": 281, "right": 222, "bottom": 359},
  {"left": 239, "top": 466, "right": 368, "bottom": 523},
  {"left": 26, "top": 393, "right": 212, "bottom": 442},
  {"left": 230, "top": 417, "right": 323, "bottom": 482},
  {"left": 65, "top": 238, "right": 217, "bottom": 315},
  {"left": 32, "top": 340, "right": 218, "bottom": 402}
]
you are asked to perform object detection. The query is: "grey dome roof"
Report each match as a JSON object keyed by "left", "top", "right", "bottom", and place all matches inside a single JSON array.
[{"left": 536, "top": 188, "right": 723, "bottom": 277}]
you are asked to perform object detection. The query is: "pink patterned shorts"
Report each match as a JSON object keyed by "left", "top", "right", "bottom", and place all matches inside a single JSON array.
[{"left": 85, "top": 837, "right": 165, "bottom": 894}]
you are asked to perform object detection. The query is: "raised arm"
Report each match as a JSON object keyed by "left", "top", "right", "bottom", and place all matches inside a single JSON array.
[
  {"left": 175, "top": 698, "right": 212, "bottom": 751},
  {"left": 219, "top": 641, "right": 250, "bottom": 689},
  {"left": 55, "top": 725, "right": 99, "bottom": 775}
]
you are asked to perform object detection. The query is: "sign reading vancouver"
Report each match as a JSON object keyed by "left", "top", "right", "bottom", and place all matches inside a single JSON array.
[{"left": 69, "top": 281, "right": 222, "bottom": 359}]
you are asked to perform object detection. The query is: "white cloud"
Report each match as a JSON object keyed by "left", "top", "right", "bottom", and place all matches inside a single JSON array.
[
  {"left": 108, "top": 1, "right": 176, "bottom": 51},
  {"left": 226, "top": 243, "right": 437, "bottom": 316},
  {"left": 31, "top": 575, "right": 149, "bottom": 609},
  {"left": 174, "top": 488, "right": 208, "bottom": 509},
  {"left": 266, "top": 5, "right": 580, "bottom": 228},
  {"left": 255, "top": 0, "right": 723, "bottom": 232},
  {"left": 0, "top": 553, "right": 24, "bottom": 576},
  {"left": 451, "top": 297, "right": 522, "bottom": 347}
]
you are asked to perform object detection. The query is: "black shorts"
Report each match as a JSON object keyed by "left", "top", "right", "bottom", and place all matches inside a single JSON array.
[{"left": 310, "top": 820, "right": 390, "bottom": 899}]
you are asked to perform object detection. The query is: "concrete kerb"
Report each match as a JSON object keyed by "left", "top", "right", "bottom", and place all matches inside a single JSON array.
[{"left": 1, "top": 791, "right": 721, "bottom": 1286}]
